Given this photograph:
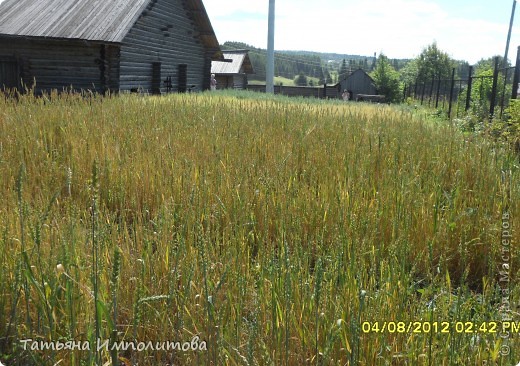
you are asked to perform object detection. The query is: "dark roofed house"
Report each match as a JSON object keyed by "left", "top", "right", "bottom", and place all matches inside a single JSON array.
[
  {"left": 337, "top": 69, "right": 378, "bottom": 101},
  {"left": 211, "top": 50, "right": 254, "bottom": 90},
  {"left": 0, "top": 0, "right": 222, "bottom": 94}
]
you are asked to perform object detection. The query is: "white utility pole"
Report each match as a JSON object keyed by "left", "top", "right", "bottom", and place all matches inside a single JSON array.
[
  {"left": 266, "top": 0, "right": 275, "bottom": 93},
  {"left": 503, "top": 0, "right": 517, "bottom": 68}
]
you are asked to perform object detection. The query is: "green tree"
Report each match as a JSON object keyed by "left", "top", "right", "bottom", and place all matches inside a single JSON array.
[
  {"left": 317, "top": 68, "right": 325, "bottom": 84},
  {"left": 475, "top": 55, "right": 509, "bottom": 71},
  {"left": 400, "top": 59, "right": 419, "bottom": 85},
  {"left": 371, "top": 53, "right": 402, "bottom": 103},
  {"left": 294, "top": 72, "right": 308, "bottom": 86},
  {"left": 415, "top": 42, "right": 455, "bottom": 84},
  {"left": 338, "top": 59, "right": 348, "bottom": 81},
  {"left": 320, "top": 70, "right": 332, "bottom": 85},
  {"left": 325, "top": 70, "right": 332, "bottom": 84},
  {"left": 468, "top": 58, "right": 508, "bottom": 118},
  {"left": 392, "top": 59, "right": 399, "bottom": 71}
]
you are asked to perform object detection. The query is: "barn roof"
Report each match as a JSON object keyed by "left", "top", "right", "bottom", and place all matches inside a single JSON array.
[
  {"left": 0, "top": 0, "right": 220, "bottom": 50},
  {"left": 211, "top": 50, "right": 254, "bottom": 75},
  {"left": 348, "top": 68, "right": 375, "bottom": 83}
]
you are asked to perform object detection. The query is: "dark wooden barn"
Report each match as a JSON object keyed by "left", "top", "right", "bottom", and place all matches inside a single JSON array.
[
  {"left": 211, "top": 50, "right": 254, "bottom": 90},
  {"left": 0, "top": 0, "right": 222, "bottom": 94},
  {"left": 337, "top": 69, "right": 378, "bottom": 101}
]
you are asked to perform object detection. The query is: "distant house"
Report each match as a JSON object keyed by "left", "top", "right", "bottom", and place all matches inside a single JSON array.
[
  {"left": 211, "top": 50, "right": 254, "bottom": 90},
  {"left": 337, "top": 69, "right": 378, "bottom": 101},
  {"left": 0, "top": 0, "right": 223, "bottom": 94}
]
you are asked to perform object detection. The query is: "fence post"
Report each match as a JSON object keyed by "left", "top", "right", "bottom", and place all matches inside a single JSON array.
[
  {"left": 435, "top": 75, "right": 441, "bottom": 109},
  {"left": 489, "top": 56, "right": 500, "bottom": 119},
  {"left": 448, "top": 68, "right": 456, "bottom": 119},
  {"left": 465, "top": 66, "right": 473, "bottom": 111},
  {"left": 512, "top": 46, "right": 520, "bottom": 99},
  {"left": 323, "top": 82, "right": 327, "bottom": 99}
]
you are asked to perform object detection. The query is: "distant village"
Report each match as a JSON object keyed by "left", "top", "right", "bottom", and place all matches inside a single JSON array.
[{"left": 0, "top": 0, "right": 518, "bottom": 104}]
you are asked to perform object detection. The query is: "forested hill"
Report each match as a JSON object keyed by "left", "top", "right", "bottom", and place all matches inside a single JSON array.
[
  {"left": 221, "top": 42, "right": 325, "bottom": 81},
  {"left": 282, "top": 50, "right": 375, "bottom": 64},
  {"left": 221, "top": 41, "right": 409, "bottom": 83}
]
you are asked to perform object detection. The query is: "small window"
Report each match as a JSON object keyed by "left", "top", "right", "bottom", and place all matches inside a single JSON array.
[{"left": 0, "top": 58, "right": 19, "bottom": 90}]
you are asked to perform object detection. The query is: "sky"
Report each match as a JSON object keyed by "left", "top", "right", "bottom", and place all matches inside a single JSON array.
[{"left": 203, "top": 0, "right": 520, "bottom": 64}]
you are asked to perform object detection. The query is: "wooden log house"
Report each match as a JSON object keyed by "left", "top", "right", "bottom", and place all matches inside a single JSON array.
[
  {"left": 211, "top": 50, "right": 254, "bottom": 90},
  {"left": 337, "top": 68, "right": 378, "bottom": 101},
  {"left": 0, "top": 0, "right": 223, "bottom": 94}
]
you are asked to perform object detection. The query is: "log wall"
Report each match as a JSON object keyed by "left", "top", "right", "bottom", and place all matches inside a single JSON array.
[
  {"left": 0, "top": 37, "right": 118, "bottom": 94},
  {"left": 119, "top": 0, "right": 209, "bottom": 93}
]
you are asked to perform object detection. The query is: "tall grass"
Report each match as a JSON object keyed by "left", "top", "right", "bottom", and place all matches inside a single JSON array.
[{"left": 0, "top": 89, "right": 518, "bottom": 365}]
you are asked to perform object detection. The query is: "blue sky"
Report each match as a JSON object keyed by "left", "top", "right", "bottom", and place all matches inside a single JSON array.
[{"left": 204, "top": 0, "right": 520, "bottom": 64}]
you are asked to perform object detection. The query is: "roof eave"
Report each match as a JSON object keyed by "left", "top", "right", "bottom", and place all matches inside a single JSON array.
[
  {"left": 184, "top": 0, "right": 223, "bottom": 60},
  {"left": 0, "top": 33, "right": 121, "bottom": 45}
]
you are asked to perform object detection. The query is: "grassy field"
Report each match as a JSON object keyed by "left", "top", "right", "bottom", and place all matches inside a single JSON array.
[{"left": 0, "top": 90, "right": 518, "bottom": 365}]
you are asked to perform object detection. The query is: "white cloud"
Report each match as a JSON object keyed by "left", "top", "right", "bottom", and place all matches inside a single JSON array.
[
  {"left": 205, "top": 0, "right": 520, "bottom": 64},
  {"left": 0, "top": 0, "right": 514, "bottom": 63},
  {"left": 205, "top": 2, "right": 268, "bottom": 19}
]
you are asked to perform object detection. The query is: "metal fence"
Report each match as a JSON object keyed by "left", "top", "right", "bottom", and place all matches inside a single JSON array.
[{"left": 404, "top": 46, "right": 520, "bottom": 120}]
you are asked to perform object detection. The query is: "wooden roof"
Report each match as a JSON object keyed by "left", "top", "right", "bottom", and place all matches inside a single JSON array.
[
  {"left": 0, "top": 0, "right": 220, "bottom": 50},
  {"left": 347, "top": 68, "right": 375, "bottom": 83},
  {"left": 211, "top": 50, "right": 254, "bottom": 75}
]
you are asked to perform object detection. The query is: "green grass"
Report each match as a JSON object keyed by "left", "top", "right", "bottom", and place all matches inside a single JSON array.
[
  {"left": 0, "top": 89, "right": 518, "bottom": 365},
  {"left": 248, "top": 75, "right": 322, "bottom": 87},
  {"left": 248, "top": 76, "right": 297, "bottom": 86}
]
